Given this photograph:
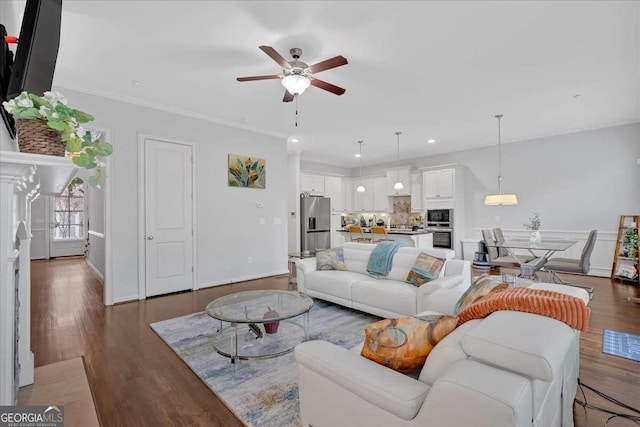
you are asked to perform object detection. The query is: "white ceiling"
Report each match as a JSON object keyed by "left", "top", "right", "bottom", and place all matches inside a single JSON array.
[{"left": 51, "top": 0, "right": 639, "bottom": 167}]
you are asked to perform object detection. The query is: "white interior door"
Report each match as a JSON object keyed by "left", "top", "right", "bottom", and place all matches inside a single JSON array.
[{"left": 144, "top": 138, "right": 194, "bottom": 297}]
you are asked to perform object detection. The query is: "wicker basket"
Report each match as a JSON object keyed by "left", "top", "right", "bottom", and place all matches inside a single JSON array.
[{"left": 15, "top": 119, "right": 66, "bottom": 157}]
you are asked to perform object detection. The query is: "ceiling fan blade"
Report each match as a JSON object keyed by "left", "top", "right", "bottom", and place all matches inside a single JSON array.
[
  {"left": 308, "top": 56, "right": 348, "bottom": 74},
  {"left": 236, "top": 74, "right": 282, "bottom": 82},
  {"left": 283, "top": 90, "right": 294, "bottom": 102},
  {"left": 259, "top": 45, "right": 292, "bottom": 69},
  {"left": 310, "top": 78, "right": 346, "bottom": 96}
]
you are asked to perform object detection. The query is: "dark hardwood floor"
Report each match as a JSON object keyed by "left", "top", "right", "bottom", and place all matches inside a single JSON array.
[{"left": 23, "top": 258, "right": 640, "bottom": 426}]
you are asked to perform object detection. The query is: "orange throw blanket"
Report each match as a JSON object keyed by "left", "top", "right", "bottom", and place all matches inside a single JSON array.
[{"left": 457, "top": 287, "right": 590, "bottom": 332}]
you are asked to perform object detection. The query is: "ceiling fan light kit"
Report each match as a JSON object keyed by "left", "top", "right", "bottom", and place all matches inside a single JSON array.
[
  {"left": 485, "top": 114, "right": 518, "bottom": 206},
  {"left": 393, "top": 131, "right": 404, "bottom": 191},
  {"left": 281, "top": 75, "right": 310, "bottom": 95}
]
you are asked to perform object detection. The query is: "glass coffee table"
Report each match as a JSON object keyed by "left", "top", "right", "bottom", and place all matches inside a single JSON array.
[{"left": 205, "top": 290, "right": 313, "bottom": 363}]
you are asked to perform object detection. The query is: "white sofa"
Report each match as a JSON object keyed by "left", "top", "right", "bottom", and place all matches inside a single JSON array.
[
  {"left": 295, "top": 284, "right": 590, "bottom": 427},
  {"left": 295, "top": 242, "right": 471, "bottom": 318}
]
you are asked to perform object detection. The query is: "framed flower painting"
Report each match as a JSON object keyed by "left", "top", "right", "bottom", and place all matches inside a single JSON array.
[{"left": 228, "top": 154, "right": 266, "bottom": 189}]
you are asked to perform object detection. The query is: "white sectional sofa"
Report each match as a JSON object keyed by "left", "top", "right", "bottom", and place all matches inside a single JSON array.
[
  {"left": 295, "top": 284, "right": 590, "bottom": 427},
  {"left": 295, "top": 242, "right": 471, "bottom": 318}
]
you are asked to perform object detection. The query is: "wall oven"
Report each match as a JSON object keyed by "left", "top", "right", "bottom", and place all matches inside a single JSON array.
[{"left": 432, "top": 229, "right": 453, "bottom": 249}]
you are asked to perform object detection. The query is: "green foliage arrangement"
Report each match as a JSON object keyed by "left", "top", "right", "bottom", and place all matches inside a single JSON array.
[
  {"left": 523, "top": 213, "right": 541, "bottom": 231},
  {"left": 622, "top": 229, "right": 639, "bottom": 263},
  {"left": 3, "top": 91, "right": 112, "bottom": 187}
]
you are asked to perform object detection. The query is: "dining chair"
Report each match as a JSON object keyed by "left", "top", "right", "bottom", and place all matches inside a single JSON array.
[
  {"left": 349, "top": 225, "right": 371, "bottom": 243},
  {"left": 544, "top": 230, "right": 597, "bottom": 275},
  {"left": 370, "top": 226, "right": 393, "bottom": 243},
  {"left": 481, "top": 229, "right": 533, "bottom": 268}
]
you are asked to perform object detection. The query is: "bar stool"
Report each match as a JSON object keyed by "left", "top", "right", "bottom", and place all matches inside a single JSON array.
[
  {"left": 349, "top": 226, "right": 371, "bottom": 243},
  {"left": 371, "top": 226, "right": 393, "bottom": 243}
]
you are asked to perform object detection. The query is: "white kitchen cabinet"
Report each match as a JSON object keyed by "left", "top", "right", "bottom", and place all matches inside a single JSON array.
[
  {"left": 353, "top": 178, "right": 372, "bottom": 211},
  {"left": 385, "top": 168, "right": 411, "bottom": 196},
  {"left": 324, "top": 176, "right": 344, "bottom": 211},
  {"left": 423, "top": 168, "right": 454, "bottom": 199},
  {"left": 411, "top": 172, "right": 423, "bottom": 211},
  {"left": 343, "top": 178, "right": 354, "bottom": 212},
  {"left": 300, "top": 173, "right": 325, "bottom": 195},
  {"left": 373, "top": 177, "right": 389, "bottom": 212}
]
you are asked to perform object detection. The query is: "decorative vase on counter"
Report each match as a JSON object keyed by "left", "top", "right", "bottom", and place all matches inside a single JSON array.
[{"left": 530, "top": 230, "right": 541, "bottom": 244}]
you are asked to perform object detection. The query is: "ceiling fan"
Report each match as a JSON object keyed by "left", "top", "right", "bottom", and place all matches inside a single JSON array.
[{"left": 237, "top": 46, "right": 348, "bottom": 102}]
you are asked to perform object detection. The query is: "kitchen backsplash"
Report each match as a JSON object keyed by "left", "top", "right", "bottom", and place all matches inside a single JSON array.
[{"left": 342, "top": 196, "right": 423, "bottom": 227}]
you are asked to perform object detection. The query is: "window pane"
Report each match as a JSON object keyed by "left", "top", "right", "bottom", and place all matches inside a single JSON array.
[
  {"left": 69, "top": 197, "right": 83, "bottom": 211},
  {"left": 70, "top": 185, "right": 84, "bottom": 197},
  {"left": 55, "top": 212, "right": 70, "bottom": 225},
  {"left": 55, "top": 197, "right": 69, "bottom": 211},
  {"left": 68, "top": 225, "right": 84, "bottom": 239}
]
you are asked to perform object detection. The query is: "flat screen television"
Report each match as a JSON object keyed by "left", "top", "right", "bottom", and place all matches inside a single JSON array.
[{"left": 1, "top": 0, "right": 62, "bottom": 138}]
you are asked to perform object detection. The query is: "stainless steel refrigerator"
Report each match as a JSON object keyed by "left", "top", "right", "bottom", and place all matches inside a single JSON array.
[{"left": 300, "top": 196, "right": 331, "bottom": 254}]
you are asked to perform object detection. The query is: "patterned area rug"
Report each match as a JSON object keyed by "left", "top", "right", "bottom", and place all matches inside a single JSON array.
[
  {"left": 150, "top": 299, "right": 379, "bottom": 427},
  {"left": 602, "top": 329, "right": 640, "bottom": 362}
]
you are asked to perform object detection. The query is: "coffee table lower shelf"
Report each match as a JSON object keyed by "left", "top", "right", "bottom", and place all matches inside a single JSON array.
[{"left": 212, "top": 317, "right": 309, "bottom": 363}]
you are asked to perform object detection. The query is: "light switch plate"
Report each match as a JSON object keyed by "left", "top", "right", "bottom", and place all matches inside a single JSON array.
[
  {"left": 259, "top": 217, "right": 266, "bottom": 225},
  {"left": 274, "top": 218, "right": 282, "bottom": 225}
]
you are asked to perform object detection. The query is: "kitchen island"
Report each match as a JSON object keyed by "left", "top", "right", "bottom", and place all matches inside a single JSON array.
[{"left": 338, "top": 228, "right": 434, "bottom": 249}]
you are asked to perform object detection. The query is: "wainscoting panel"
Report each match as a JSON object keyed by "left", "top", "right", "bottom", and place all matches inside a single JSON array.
[{"left": 463, "top": 228, "right": 616, "bottom": 277}]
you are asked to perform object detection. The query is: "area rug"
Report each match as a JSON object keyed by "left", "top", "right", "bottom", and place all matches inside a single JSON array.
[
  {"left": 150, "top": 300, "right": 379, "bottom": 426},
  {"left": 602, "top": 329, "right": 640, "bottom": 362}
]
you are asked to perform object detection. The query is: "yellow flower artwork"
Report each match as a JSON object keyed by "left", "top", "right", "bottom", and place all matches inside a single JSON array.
[{"left": 228, "top": 154, "right": 266, "bottom": 189}]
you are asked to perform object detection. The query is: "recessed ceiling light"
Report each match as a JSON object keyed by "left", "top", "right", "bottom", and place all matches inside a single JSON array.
[
  {"left": 427, "top": 139, "right": 436, "bottom": 144},
  {"left": 291, "top": 138, "right": 299, "bottom": 143},
  {"left": 355, "top": 153, "right": 361, "bottom": 158},
  {"left": 131, "top": 80, "right": 141, "bottom": 86}
]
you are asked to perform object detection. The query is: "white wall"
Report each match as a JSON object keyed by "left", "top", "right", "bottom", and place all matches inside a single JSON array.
[
  {"left": 86, "top": 181, "right": 105, "bottom": 279},
  {"left": 56, "top": 88, "right": 288, "bottom": 302},
  {"left": 288, "top": 153, "right": 301, "bottom": 253}
]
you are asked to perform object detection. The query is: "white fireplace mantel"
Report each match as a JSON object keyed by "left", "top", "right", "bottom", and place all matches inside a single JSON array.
[{"left": 0, "top": 150, "right": 78, "bottom": 404}]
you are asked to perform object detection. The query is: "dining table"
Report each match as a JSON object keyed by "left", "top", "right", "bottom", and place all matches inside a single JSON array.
[{"left": 486, "top": 238, "right": 594, "bottom": 293}]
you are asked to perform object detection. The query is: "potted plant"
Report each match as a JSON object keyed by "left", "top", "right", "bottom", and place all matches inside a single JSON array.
[
  {"left": 622, "top": 229, "right": 639, "bottom": 263},
  {"left": 524, "top": 213, "right": 541, "bottom": 243},
  {"left": 3, "top": 91, "right": 112, "bottom": 187}
]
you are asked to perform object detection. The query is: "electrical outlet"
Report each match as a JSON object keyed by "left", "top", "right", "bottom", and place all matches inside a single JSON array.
[
  {"left": 248, "top": 256, "right": 253, "bottom": 264},
  {"left": 494, "top": 216, "right": 500, "bottom": 223}
]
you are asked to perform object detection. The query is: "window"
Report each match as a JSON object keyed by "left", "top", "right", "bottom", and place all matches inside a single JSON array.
[{"left": 53, "top": 183, "right": 85, "bottom": 240}]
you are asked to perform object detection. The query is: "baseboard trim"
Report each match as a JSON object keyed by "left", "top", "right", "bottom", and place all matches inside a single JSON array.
[
  {"left": 198, "top": 270, "right": 289, "bottom": 289},
  {"left": 85, "top": 259, "right": 104, "bottom": 282},
  {"left": 113, "top": 295, "right": 139, "bottom": 304}
]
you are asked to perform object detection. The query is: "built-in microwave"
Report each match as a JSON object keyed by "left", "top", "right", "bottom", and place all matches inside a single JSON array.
[{"left": 426, "top": 209, "right": 453, "bottom": 225}]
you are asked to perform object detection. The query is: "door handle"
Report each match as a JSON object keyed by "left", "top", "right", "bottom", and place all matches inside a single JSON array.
[{"left": 147, "top": 235, "right": 154, "bottom": 240}]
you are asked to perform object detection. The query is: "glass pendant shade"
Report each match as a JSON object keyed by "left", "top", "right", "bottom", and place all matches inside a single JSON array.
[
  {"left": 356, "top": 140, "right": 365, "bottom": 193},
  {"left": 485, "top": 115, "right": 518, "bottom": 206},
  {"left": 282, "top": 75, "right": 311, "bottom": 95},
  {"left": 393, "top": 131, "right": 403, "bottom": 191}
]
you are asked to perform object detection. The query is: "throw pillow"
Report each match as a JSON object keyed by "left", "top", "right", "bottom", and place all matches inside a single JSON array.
[
  {"left": 316, "top": 247, "right": 347, "bottom": 271},
  {"left": 453, "top": 274, "right": 509, "bottom": 314},
  {"left": 406, "top": 252, "right": 445, "bottom": 286},
  {"left": 360, "top": 314, "right": 458, "bottom": 371}
]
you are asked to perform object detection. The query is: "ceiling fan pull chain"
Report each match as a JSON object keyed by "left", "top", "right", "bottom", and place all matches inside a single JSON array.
[{"left": 295, "top": 94, "right": 299, "bottom": 127}]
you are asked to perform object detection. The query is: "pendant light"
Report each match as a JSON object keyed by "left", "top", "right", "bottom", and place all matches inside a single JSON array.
[
  {"left": 356, "top": 141, "right": 365, "bottom": 193},
  {"left": 393, "top": 131, "right": 404, "bottom": 191},
  {"left": 484, "top": 114, "right": 518, "bottom": 205}
]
